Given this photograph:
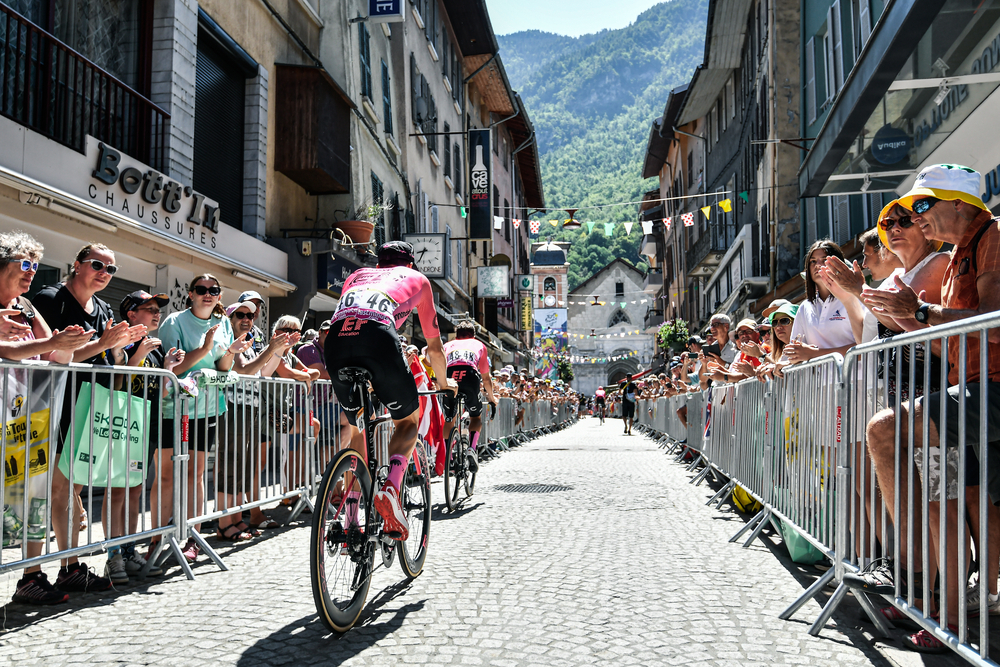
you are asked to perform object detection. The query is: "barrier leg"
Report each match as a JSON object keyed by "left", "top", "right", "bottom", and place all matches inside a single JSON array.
[
  {"left": 730, "top": 507, "right": 767, "bottom": 543},
  {"left": 686, "top": 452, "right": 704, "bottom": 472},
  {"left": 164, "top": 534, "right": 196, "bottom": 580},
  {"left": 707, "top": 479, "right": 736, "bottom": 507},
  {"left": 691, "top": 464, "right": 712, "bottom": 486},
  {"left": 188, "top": 530, "right": 229, "bottom": 572},
  {"left": 777, "top": 567, "right": 835, "bottom": 620},
  {"left": 288, "top": 493, "right": 315, "bottom": 523},
  {"left": 742, "top": 507, "right": 773, "bottom": 548}
]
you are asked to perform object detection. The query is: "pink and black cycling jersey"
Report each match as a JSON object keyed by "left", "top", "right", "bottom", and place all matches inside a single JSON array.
[
  {"left": 330, "top": 266, "right": 440, "bottom": 338},
  {"left": 443, "top": 338, "right": 489, "bottom": 376}
]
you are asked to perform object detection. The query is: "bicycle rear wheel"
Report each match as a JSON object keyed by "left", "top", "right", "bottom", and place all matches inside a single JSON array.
[
  {"left": 443, "top": 429, "right": 463, "bottom": 511},
  {"left": 310, "top": 450, "right": 374, "bottom": 633},
  {"left": 399, "top": 439, "right": 431, "bottom": 578},
  {"left": 464, "top": 436, "right": 476, "bottom": 498}
]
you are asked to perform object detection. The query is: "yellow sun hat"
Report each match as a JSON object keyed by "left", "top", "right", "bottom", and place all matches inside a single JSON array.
[{"left": 876, "top": 198, "right": 944, "bottom": 253}]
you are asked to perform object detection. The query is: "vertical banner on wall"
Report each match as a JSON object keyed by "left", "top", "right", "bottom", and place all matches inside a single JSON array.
[
  {"left": 533, "top": 308, "right": 568, "bottom": 380},
  {"left": 468, "top": 128, "right": 492, "bottom": 240}
]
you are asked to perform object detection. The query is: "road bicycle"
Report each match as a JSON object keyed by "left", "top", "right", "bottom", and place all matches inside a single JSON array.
[
  {"left": 596, "top": 402, "right": 605, "bottom": 424},
  {"left": 310, "top": 366, "right": 445, "bottom": 633},
  {"left": 442, "top": 395, "right": 494, "bottom": 511}
]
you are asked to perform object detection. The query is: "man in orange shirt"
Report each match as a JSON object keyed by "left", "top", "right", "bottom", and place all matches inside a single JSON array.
[{"left": 850, "top": 164, "right": 1000, "bottom": 651}]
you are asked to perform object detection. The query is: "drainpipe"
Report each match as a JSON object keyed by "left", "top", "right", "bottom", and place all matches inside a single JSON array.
[{"left": 767, "top": 0, "right": 778, "bottom": 293}]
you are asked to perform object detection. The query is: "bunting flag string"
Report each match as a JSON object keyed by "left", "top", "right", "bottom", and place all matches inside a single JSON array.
[
  {"left": 641, "top": 220, "right": 653, "bottom": 235},
  {"left": 513, "top": 218, "right": 521, "bottom": 229},
  {"left": 623, "top": 222, "right": 633, "bottom": 235},
  {"left": 538, "top": 327, "right": 649, "bottom": 339},
  {"left": 603, "top": 223, "right": 615, "bottom": 236},
  {"left": 738, "top": 190, "right": 750, "bottom": 203},
  {"left": 528, "top": 348, "right": 641, "bottom": 364},
  {"left": 494, "top": 215, "right": 504, "bottom": 230},
  {"left": 718, "top": 198, "right": 732, "bottom": 213},
  {"left": 548, "top": 219, "right": 559, "bottom": 226},
  {"left": 586, "top": 221, "right": 595, "bottom": 233},
  {"left": 681, "top": 212, "right": 695, "bottom": 227},
  {"left": 663, "top": 217, "right": 672, "bottom": 232},
  {"left": 529, "top": 220, "right": 540, "bottom": 234},
  {"left": 700, "top": 205, "right": 712, "bottom": 220}
]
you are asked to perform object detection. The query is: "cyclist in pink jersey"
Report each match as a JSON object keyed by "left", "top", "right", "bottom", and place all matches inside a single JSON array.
[
  {"left": 441, "top": 320, "right": 497, "bottom": 473},
  {"left": 325, "top": 241, "right": 454, "bottom": 541}
]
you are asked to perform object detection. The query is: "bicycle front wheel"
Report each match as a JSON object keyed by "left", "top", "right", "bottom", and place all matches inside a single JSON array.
[
  {"left": 310, "top": 449, "right": 374, "bottom": 633},
  {"left": 464, "top": 436, "right": 476, "bottom": 498},
  {"left": 443, "top": 429, "right": 463, "bottom": 511},
  {"left": 399, "top": 439, "right": 431, "bottom": 578}
]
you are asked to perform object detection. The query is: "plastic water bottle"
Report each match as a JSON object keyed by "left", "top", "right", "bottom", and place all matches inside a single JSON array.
[
  {"left": 2, "top": 504, "right": 23, "bottom": 547},
  {"left": 26, "top": 497, "right": 46, "bottom": 541}
]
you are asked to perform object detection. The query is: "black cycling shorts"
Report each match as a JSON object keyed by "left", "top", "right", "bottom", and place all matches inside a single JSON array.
[
  {"left": 324, "top": 318, "right": 418, "bottom": 426},
  {"left": 595, "top": 397, "right": 606, "bottom": 407},
  {"left": 442, "top": 365, "right": 483, "bottom": 420}
]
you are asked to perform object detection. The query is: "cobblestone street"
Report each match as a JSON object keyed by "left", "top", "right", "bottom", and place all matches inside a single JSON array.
[{"left": 0, "top": 418, "right": 963, "bottom": 666}]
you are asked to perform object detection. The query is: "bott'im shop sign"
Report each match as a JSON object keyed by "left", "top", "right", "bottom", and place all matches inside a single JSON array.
[{"left": 368, "top": 0, "right": 404, "bottom": 22}]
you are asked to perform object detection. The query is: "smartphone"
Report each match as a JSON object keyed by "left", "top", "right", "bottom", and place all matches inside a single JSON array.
[
  {"left": 244, "top": 333, "right": 252, "bottom": 341},
  {"left": 702, "top": 342, "right": 721, "bottom": 358},
  {"left": 686, "top": 352, "right": 698, "bottom": 359}
]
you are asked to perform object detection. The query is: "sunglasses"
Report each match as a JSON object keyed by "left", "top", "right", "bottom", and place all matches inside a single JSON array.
[
  {"left": 192, "top": 284, "right": 221, "bottom": 296},
  {"left": 772, "top": 317, "right": 793, "bottom": 326},
  {"left": 86, "top": 259, "right": 117, "bottom": 275},
  {"left": 10, "top": 259, "right": 38, "bottom": 272},
  {"left": 277, "top": 327, "right": 301, "bottom": 334},
  {"left": 879, "top": 215, "right": 915, "bottom": 231},
  {"left": 231, "top": 310, "right": 255, "bottom": 320},
  {"left": 911, "top": 197, "right": 941, "bottom": 215}
]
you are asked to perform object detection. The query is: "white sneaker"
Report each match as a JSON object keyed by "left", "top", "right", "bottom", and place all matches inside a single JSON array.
[
  {"left": 373, "top": 485, "right": 409, "bottom": 541},
  {"left": 125, "top": 550, "right": 163, "bottom": 577},
  {"left": 105, "top": 553, "right": 129, "bottom": 585},
  {"left": 967, "top": 577, "right": 1000, "bottom": 616}
]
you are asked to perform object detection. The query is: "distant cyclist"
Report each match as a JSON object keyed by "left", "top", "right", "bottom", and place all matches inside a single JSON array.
[
  {"left": 324, "top": 241, "right": 455, "bottom": 540},
  {"left": 594, "top": 386, "right": 606, "bottom": 422},
  {"left": 441, "top": 320, "right": 497, "bottom": 474}
]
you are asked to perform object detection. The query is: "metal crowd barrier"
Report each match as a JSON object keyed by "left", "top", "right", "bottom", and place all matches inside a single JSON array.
[
  {"left": 1, "top": 358, "right": 578, "bottom": 585},
  {"left": 1, "top": 360, "right": 185, "bottom": 577},
  {"left": 634, "top": 311, "right": 1000, "bottom": 666}
]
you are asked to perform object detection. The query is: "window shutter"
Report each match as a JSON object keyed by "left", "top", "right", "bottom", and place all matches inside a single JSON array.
[
  {"left": 193, "top": 36, "right": 247, "bottom": 230},
  {"left": 805, "top": 37, "right": 816, "bottom": 124},
  {"left": 859, "top": 0, "right": 871, "bottom": 46},
  {"left": 443, "top": 122, "right": 451, "bottom": 178},
  {"left": 831, "top": 0, "right": 844, "bottom": 90},
  {"left": 823, "top": 29, "right": 835, "bottom": 105},
  {"left": 410, "top": 54, "right": 419, "bottom": 124},
  {"left": 382, "top": 60, "right": 393, "bottom": 136},
  {"left": 830, "top": 194, "right": 850, "bottom": 244},
  {"left": 453, "top": 143, "right": 460, "bottom": 195},
  {"left": 431, "top": 204, "right": 439, "bottom": 233}
]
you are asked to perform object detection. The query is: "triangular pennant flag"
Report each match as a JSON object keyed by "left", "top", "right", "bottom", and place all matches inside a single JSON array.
[
  {"left": 620, "top": 302, "right": 626, "bottom": 308},
  {"left": 681, "top": 212, "right": 695, "bottom": 227},
  {"left": 738, "top": 191, "right": 749, "bottom": 203},
  {"left": 624, "top": 222, "right": 634, "bottom": 235},
  {"left": 663, "top": 217, "right": 672, "bottom": 232},
  {"left": 604, "top": 223, "right": 615, "bottom": 236},
  {"left": 548, "top": 219, "right": 559, "bottom": 226},
  {"left": 701, "top": 205, "right": 711, "bottom": 220},
  {"left": 494, "top": 216, "right": 504, "bottom": 230},
  {"left": 641, "top": 221, "right": 653, "bottom": 234},
  {"left": 718, "top": 198, "right": 732, "bottom": 213},
  {"left": 529, "top": 220, "right": 540, "bottom": 234},
  {"left": 586, "top": 221, "right": 595, "bottom": 233},
  {"left": 513, "top": 218, "right": 521, "bottom": 229}
]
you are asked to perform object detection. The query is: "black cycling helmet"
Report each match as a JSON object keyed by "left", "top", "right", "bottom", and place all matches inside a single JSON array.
[{"left": 377, "top": 241, "right": 416, "bottom": 268}]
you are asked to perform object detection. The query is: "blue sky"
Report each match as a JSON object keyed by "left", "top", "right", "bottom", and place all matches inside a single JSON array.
[{"left": 485, "top": 0, "right": 665, "bottom": 37}]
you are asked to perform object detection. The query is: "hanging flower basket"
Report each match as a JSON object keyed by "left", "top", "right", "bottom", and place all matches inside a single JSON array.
[{"left": 335, "top": 220, "right": 375, "bottom": 244}]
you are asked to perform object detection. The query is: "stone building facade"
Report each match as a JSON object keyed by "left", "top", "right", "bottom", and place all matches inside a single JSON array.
[{"left": 566, "top": 259, "right": 655, "bottom": 396}]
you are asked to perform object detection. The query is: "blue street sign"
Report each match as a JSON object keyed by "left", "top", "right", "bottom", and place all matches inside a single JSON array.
[{"left": 369, "top": 0, "right": 404, "bottom": 23}]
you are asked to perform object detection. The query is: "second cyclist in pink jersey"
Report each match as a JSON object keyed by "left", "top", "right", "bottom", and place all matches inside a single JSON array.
[
  {"left": 324, "top": 242, "right": 455, "bottom": 541},
  {"left": 441, "top": 320, "right": 497, "bottom": 473}
]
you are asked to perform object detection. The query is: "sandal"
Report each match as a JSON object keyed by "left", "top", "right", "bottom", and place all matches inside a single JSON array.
[
  {"left": 903, "top": 628, "right": 949, "bottom": 654},
  {"left": 78, "top": 509, "right": 88, "bottom": 532},
  {"left": 216, "top": 524, "right": 252, "bottom": 541},
  {"left": 249, "top": 518, "right": 279, "bottom": 530},
  {"left": 233, "top": 521, "right": 262, "bottom": 537}
]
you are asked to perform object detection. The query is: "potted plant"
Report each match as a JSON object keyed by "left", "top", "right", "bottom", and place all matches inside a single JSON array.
[
  {"left": 334, "top": 199, "right": 394, "bottom": 245},
  {"left": 656, "top": 319, "right": 689, "bottom": 355}
]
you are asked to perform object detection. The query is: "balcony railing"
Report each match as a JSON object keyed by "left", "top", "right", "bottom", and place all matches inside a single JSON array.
[
  {"left": 0, "top": 4, "right": 169, "bottom": 171},
  {"left": 644, "top": 308, "right": 664, "bottom": 329},
  {"left": 644, "top": 269, "right": 663, "bottom": 291},
  {"left": 685, "top": 222, "right": 736, "bottom": 275}
]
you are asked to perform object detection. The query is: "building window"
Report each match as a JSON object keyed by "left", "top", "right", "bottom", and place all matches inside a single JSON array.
[
  {"left": 805, "top": 36, "right": 817, "bottom": 124},
  {"left": 371, "top": 172, "right": 385, "bottom": 246},
  {"left": 615, "top": 281, "right": 624, "bottom": 297},
  {"left": 504, "top": 199, "right": 510, "bottom": 242},
  {"left": 543, "top": 277, "right": 556, "bottom": 292},
  {"left": 609, "top": 309, "right": 630, "bottom": 327},
  {"left": 359, "top": 22, "right": 372, "bottom": 100},
  {"left": 453, "top": 143, "right": 461, "bottom": 195},
  {"left": 194, "top": 15, "right": 256, "bottom": 233},
  {"left": 493, "top": 185, "right": 500, "bottom": 218},
  {"left": 382, "top": 59, "right": 393, "bottom": 136}
]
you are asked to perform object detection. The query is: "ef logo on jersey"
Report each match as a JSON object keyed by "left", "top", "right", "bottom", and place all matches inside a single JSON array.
[
  {"left": 452, "top": 370, "right": 468, "bottom": 381},
  {"left": 338, "top": 317, "right": 364, "bottom": 336}
]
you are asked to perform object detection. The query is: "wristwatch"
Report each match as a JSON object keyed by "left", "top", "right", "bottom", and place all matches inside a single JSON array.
[{"left": 914, "top": 303, "right": 931, "bottom": 324}]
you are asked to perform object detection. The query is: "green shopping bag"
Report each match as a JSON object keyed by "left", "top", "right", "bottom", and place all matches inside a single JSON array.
[
  {"left": 777, "top": 518, "right": 826, "bottom": 564},
  {"left": 58, "top": 382, "right": 151, "bottom": 488}
]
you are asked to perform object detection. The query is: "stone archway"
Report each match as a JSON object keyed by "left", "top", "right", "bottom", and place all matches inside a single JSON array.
[{"left": 605, "top": 351, "right": 641, "bottom": 386}]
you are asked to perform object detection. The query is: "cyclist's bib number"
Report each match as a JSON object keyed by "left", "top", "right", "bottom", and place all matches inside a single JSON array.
[
  {"left": 334, "top": 288, "right": 398, "bottom": 326},
  {"left": 446, "top": 349, "right": 478, "bottom": 367}
]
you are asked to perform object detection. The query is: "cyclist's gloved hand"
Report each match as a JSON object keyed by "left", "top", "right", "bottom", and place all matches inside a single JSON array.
[{"left": 489, "top": 402, "right": 497, "bottom": 420}]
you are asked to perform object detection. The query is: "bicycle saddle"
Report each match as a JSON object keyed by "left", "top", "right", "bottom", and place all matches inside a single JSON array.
[{"left": 337, "top": 367, "right": 372, "bottom": 383}]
